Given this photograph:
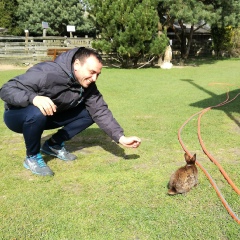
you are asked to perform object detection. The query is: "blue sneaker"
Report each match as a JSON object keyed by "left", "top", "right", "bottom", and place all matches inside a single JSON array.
[
  {"left": 41, "top": 141, "right": 77, "bottom": 161},
  {"left": 23, "top": 153, "right": 54, "bottom": 176}
]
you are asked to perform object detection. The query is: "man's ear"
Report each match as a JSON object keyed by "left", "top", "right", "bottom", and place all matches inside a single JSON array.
[{"left": 73, "top": 59, "right": 81, "bottom": 71}]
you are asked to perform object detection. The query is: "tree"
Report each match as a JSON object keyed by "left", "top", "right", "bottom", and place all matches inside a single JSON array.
[
  {"left": 0, "top": 1, "right": 10, "bottom": 29},
  {"left": 157, "top": 0, "right": 240, "bottom": 60},
  {"left": 15, "top": 0, "right": 95, "bottom": 36},
  {"left": 157, "top": 0, "right": 218, "bottom": 60},
  {"left": 211, "top": 26, "right": 233, "bottom": 57},
  {"left": 230, "top": 28, "right": 240, "bottom": 57},
  {"left": 86, "top": 0, "right": 169, "bottom": 68},
  {"left": 208, "top": 0, "right": 240, "bottom": 57},
  {"left": 0, "top": 0, "right": 21, "bottom": 35}
]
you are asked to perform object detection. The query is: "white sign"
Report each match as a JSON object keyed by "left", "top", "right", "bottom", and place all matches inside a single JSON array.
[
  {"left": 42, "top": 22, "right": 49, "bottom": 29},
  {"left": 67, "top": 25, "right": 75, "bottom": 32}
]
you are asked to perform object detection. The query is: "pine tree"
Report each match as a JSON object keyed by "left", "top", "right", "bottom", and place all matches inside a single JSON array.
[
  {"left": 0, "top": 0, "right": 20, "bottom": 35},
  {"left": 87, "top": 0, "right": 169, "bottom": 68},
  {"left": 16, "top": 0, "right": 95, "bottom": 36},
  {"left": 158, "top": 0, "right": 217, "bottom": 60},
  {"left": 157, "top": 0, "right": 240, "bottom": 59},
  {"left": 208, "top": 0, "right": 240, "bottom": 56}
]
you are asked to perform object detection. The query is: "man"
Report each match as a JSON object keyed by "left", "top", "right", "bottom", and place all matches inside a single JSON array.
[{"left": 0, "top": 47, "right": 141, "bottom": 176}]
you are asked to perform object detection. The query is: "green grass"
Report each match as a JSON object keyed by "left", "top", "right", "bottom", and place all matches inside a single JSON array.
[{"left": 0, "top": 59, "right": 240, "bottom": 239}]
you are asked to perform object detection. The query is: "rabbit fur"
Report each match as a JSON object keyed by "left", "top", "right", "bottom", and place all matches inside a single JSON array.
[{"left": 168, "top": 153, "right": 198, "bottom": 195}]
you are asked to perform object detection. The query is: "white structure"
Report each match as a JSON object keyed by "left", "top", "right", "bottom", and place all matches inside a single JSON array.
[{"left": 161, "top": 45, "right": 173, "bottom": 69}]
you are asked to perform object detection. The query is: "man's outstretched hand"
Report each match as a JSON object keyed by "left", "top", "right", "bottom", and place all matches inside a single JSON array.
[{"left": 119, "top": 136, "right": 141, "bottom": 148}]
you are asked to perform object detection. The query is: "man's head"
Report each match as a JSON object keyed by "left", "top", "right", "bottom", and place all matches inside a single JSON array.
[{"left": 72, "top": 47, "right": 103, "bottom": 88}]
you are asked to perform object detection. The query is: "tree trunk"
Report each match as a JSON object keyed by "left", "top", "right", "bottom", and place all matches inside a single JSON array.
[
  {"left": 184, "top": 25, "right": 194, "bottom": 59},
  {"left": 178, "top": 20, "right": 187, "bottom": 59},
  {"left": 157, "top": 55, "right": 163, "bottom": 66}
]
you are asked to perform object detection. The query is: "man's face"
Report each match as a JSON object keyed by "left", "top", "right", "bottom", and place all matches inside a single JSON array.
[{"left": 73, "top": 55, "right": 102, "bottom": 88}]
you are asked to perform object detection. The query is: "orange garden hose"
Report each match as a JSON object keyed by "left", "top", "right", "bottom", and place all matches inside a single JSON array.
[{"left": 178, "top": 89, "right": 240, "bottom": 224}]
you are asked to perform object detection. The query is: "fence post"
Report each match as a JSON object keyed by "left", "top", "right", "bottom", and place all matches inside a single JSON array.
[{"left": 25, "top": 30, "right": 29, "bottom": 53}]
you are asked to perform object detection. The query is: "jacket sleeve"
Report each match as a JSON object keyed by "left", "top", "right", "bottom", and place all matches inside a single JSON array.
[
  {"left": 0, "top": 69, "right": 46, "bottom": 108},
  {"left": 85, "top": 84, "right": 124, "bottom": 143}
]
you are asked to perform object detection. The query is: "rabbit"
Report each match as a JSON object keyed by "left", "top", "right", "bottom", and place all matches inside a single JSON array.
[{"left": 167, "top": 153, "right": 198, "bottom": 195}]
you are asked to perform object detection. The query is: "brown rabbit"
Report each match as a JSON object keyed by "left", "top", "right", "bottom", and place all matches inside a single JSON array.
[{"left": 167, "top": 153, "right": 198, "bottom": 195}]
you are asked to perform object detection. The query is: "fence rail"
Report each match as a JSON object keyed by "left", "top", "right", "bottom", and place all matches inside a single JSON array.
[{"left": 0, "top": 36, "right": 93, "bottom": 64}]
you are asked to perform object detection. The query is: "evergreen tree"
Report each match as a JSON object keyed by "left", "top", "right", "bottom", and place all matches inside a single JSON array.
[
  {"left": 158, "top": 0, "right": 217, "bottom": 60},
  {"left": 208, "top": 0, "right": 240, "bottom": 56},
  {"left": 211, "top": 26, "right": 233, "bottom": 57},
  {"left": 0, "top": 0, "right": 20, "bottom": 35},
  {"left": 202, "top": 0, "right": 240, "bottom": 27},
  {"left": 157, "top": 0, "right": 240, "bottom": 59},
  {"left": 86, "top": 0, "right": 169, "bottom": 68},
  {"left": 16, "top": 0, "right": 95, "bottom": 36}
]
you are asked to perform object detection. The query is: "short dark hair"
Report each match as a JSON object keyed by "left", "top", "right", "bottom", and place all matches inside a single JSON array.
[{"left": 72, "top": 47, "right": 103, "bottom": 64}]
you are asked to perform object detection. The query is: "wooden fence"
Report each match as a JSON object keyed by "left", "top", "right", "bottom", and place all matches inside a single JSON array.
[{"left": 0, "top": 36, "right": 93, "bottom": 64}]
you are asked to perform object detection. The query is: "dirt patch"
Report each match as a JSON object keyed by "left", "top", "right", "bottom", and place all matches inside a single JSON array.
[{"left": 0, "top": 64, "right": 32, "bottom": 71}]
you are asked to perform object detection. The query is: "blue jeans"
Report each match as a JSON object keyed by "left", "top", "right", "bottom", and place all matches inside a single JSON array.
[{"left": 4, "top": 103, "right": 94, "bottom": 156}]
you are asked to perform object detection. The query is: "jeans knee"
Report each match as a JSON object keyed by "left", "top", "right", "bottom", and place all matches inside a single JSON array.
[
  {"left": 26, "top": 108, "right": 46, "bottom": 123},
  {"left": 82, "top": 108, "right": 94, "bottom": 123}
]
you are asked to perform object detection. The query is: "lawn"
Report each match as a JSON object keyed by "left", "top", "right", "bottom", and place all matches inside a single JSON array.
[{"left": 0, "top": 59, "right": 239, "bottom": 239}]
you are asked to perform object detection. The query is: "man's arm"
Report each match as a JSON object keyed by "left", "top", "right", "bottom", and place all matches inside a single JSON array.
[
  {"left": 84, "top": 85, "right": 125, "bottom": 143},
  {"left": 0, "top": 69, "right": 46, "bottom": 108},
  {"left": 0, "top": 79, "right": 37, "bottom": 107},
  {"left": 84, "top": 85, "right": 141, "bottom": 147}
]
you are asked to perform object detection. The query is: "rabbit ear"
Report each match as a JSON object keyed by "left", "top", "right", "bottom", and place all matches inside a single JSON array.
[
  {"left": 191, "top": 154, "right": 196, "bottom": 162},
  {"left": 184, "top": 153, "right": 191, "bottom": 161},
  {"left": 189, "top": 154, "right": 197, "bottom": 164}
]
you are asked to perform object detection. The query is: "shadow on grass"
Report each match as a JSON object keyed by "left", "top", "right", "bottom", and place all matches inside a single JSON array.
[
  {"left": 181, "top": 79, "right": 240, "bottom": 127},
  {"left": 41, "top": 128, "right": 140, "bottom": 163}
]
